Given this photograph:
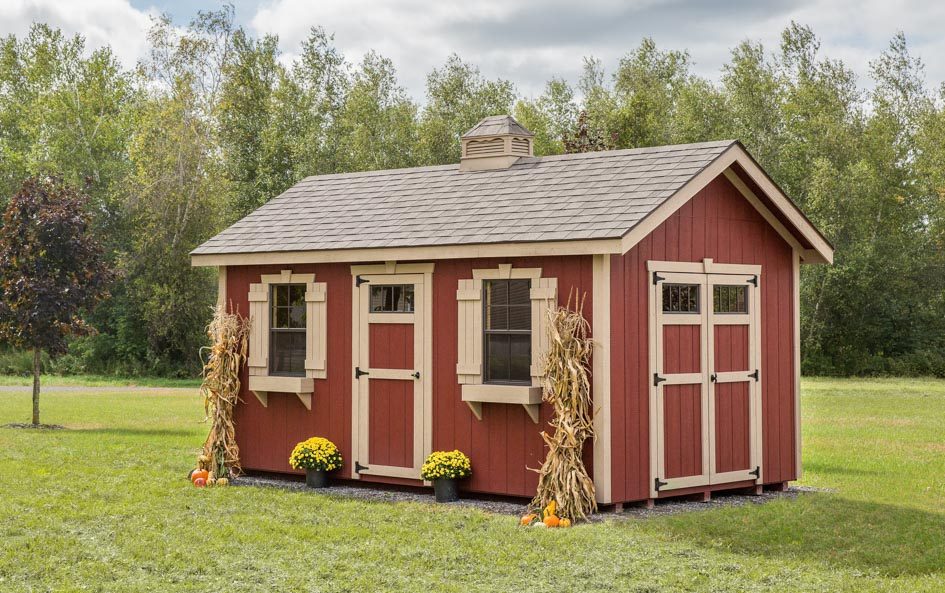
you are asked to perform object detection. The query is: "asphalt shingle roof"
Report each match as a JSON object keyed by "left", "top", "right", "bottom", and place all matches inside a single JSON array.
[{"left": 192, "top": 140, "right": 736, "bottom": 256}]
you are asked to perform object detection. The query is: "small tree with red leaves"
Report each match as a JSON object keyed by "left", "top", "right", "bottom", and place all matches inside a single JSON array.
[{"left": 0, "top": 176, "right": 113, "bottom": 425}]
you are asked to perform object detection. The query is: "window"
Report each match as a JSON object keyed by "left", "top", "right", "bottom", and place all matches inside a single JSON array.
[
  {"left": 483, "top": 279, "right": 531, "bottom": 383},
  {"left": 270, "top": 284, "right": 306, "bottom": 376},
  {"left": 662, "top": 284, "right": 700, "bottom": 313},
  {"left": 714, "top": 285, "right": 748, "bottom": 313},
  {"left": 370, "top": 284, "right": 414, "bottom": 312}
]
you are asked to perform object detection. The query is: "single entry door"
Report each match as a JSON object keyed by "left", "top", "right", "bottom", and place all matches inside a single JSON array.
[
  {"left": 651, "top": 272, "right": 710, "bottom": 493},
  {"left": 708, "top": 274, "right": 762, "bottom": 484},
  {"left": 352, "top": 274, "right": 427, "bottom": 479},
  {"left": 650, "top": 266, "right": 762, "bottom": 496}
]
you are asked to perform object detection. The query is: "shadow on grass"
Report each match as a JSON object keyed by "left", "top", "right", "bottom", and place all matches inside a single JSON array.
[
  {"left": 650, "top": 494, "right": 944, "bottom": 576},
  {"left": 76, "top": 427, "right": 196, "bottom": 438},
  {"left": 802, "top": 461, "right": 880, "bottom": 476}
]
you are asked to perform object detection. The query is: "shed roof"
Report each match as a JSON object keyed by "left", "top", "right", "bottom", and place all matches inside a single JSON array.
[{"left": 193, "top": 140, "right": 742, "bottom": 256}]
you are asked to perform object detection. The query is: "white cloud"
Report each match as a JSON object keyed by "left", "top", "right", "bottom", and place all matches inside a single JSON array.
[
  {"left": 249, "top": 0, "right": 945, "bottom": 100},
  {"left": 0, "top": 0, "right": 158, "bottom": 68}
]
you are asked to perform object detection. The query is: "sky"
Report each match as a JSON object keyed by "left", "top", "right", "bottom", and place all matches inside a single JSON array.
[{"left": 1, "top": 0, "right": 944, "bottom": 100}]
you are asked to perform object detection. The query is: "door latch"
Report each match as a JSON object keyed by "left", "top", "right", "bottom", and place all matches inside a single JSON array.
[{"left": 355, "top": 366, "right": 369, "bottom": 379}]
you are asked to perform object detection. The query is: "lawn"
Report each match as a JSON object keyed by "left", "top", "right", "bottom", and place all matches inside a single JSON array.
[{"left": 0, "top": 378, "right": 943, "bottom": 592}]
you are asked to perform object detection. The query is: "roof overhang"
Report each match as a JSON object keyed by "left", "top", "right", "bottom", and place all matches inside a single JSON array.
[
  {"left": 190, "top": 237, "right": 622, "bottom": 267},
  {"left": 619, "top": 143, "right": 833, "bottom": 264}
]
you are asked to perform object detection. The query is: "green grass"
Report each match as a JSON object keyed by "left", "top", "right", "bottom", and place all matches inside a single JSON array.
[
  {"left": 0, "top": 374, "right": 201, "bottom": 388},
  {"left": 1, "top": 378, "right": 943, "bottom": 592}
]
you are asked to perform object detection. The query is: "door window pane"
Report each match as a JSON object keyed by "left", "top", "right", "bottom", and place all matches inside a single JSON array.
[
  {"left": 713, "top": 285, "right": 748, "bottom": 314},
  {"left": 662, "top": 284, "right": 700, "bottom": 313},
  {"left": 370, "top": 284, "right": 415, "bottom": 312}
]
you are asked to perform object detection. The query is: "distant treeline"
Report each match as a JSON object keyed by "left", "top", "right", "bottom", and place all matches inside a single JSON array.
[{"left": 0, "top": 7, "right": 942, "bottom": 377}]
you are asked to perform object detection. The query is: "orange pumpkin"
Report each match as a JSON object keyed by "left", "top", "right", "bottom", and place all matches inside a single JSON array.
[
  {"left": 543, "top": 515, "right": 560, "bottom": 528},
  {"left": 191, "top": 469, "right": 209, "bottom": 483},
  {"left": 193, "top": 477, "right": 206, "bottom": 488},
  {"left": 520, "top": 513, "right": 537, "bottom": 526},
  {"left": 559, "top": 518, "right": 572, "bottom": 528}
]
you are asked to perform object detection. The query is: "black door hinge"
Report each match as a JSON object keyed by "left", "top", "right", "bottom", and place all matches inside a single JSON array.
[
  {"left": 355, "top": 366, "right": 369, "bottom": 379},
  {"left": 356, "top": 275, "right": 370, "bottom": 287},
  {"left": 654, "top": 477, "right": 668, "bottom": 492},
  {"left": 748, "top": 369, "right": 759, "bottom": 382},
  {"left": 652, "top": 272, "right": 665, "bottom": 285},
  {"left": 355, "top": 461, "right": 369, "bottom": 474},
  {"left": 748, "top": 275, "right": 758, "bottom": 286},
  {"left": 749, "top": 466, "right": 760, "bottom": 478},
  {"left": 412, "top": 371, "right": 420, "bottom": 379},
  {"left": 653, "top": 373, "right": 666, "bottom": 387}
]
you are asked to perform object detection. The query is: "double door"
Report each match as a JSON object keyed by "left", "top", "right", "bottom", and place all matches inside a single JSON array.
[{"left": 650, "top": 268, "right": 762, "bottom": 496}]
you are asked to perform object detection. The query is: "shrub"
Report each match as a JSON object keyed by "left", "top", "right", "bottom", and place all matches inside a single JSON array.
[
  {"left": 421, "top": 450, "right": 472, "bottom": 481},
  {"left": 289, "top": 437, "right": 343, "bottom": 472}
]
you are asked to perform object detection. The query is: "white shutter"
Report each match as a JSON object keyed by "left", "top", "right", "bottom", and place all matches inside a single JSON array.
[
  {"left": 530, "top": 277, "right": 558, "bottom": 380},
  {"left": 305, "top": 282, "right": 328, "bottom": 378},
  {"left": 247, "top": 283, "right": 269, "bottom": 375},
  {"left": 456, "top": 279, "right": 482, "bottom": 384}
]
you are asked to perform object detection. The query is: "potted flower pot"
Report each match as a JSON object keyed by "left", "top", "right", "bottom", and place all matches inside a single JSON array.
[
  {"left": 305, "top": 468, "right": 328, "bottom": 489},
  {"left": 433, "top": 477, "right": 459, "bottom": 502}
]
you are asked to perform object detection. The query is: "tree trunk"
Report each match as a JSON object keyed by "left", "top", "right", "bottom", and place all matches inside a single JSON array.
[{"left": 32, "top": 348, "right": 41, "bottom": 426}]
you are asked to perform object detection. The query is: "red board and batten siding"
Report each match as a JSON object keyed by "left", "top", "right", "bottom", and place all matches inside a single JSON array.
[
  {"left": 609, "top": 173, "right": 797, "bottom": 504},
  {"left": 225, "top": 255, "right": 593, "bottom": 498}
]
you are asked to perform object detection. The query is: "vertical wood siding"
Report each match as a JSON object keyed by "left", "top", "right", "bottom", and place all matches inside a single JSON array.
[
  {"left": 225, "top": 255, "right": 593, "bottom": 498},
  {"left": 610, "top": 173, "right": 797, "bottom": 503}
]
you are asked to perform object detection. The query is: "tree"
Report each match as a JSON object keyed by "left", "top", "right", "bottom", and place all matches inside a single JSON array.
[
  {"left": 563, "top": 110, "right": 616, "bottom": 153},
  {"left": 0, "top": 176, "right": 112, "bottom": 424}
]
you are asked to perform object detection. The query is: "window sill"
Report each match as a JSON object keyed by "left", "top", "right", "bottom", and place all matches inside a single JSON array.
[
  {"left": 461, "top": 384, "right": 542, "bottom": 424},
  {"left": 248, "top": 375, "right": 314, "bottom": 410}
]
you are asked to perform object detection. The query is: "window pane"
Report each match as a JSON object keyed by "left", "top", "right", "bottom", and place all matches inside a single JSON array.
[
  {"left": 485, "top": 334, "right": 511, "bottom": 382},
  {"left": 487, "top": 306, "right": 508, "bottom": 330},
  {"left": 274, "top": 307, "right": 289, "bottom": 328},
  {"left": 370, "top": 284, "right": 414, "bottom": 312},
  {"left": 714, "top": 285, "right": 747, "bottom": 313},
  {"left": 270, "top": 330, "right": 305, "bottom": 375},
  {"left": 662, "top": 284, "right": 699, "bottom": 313},
  {"left": 509, "top": 334, "right": 531, "bottom": 382},
  {"left": 486, "top": 280, "right": 509, "bottom": 306},
  {"left": 274, "top": 285, "right": 288, "bottom": 307},
  {"left": 289, "top": 304, "right": 305, "bottom": 328},
  {"left": 508, "top": 305, "right": 531, "bottom": 330},
  {"left": 508, "top": 280, "right": 530, "bottom": 305}
]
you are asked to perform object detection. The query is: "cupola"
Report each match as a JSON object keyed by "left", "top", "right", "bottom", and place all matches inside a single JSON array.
[{"left": 459, "top": 115, "right": 534, "bottom": 171}]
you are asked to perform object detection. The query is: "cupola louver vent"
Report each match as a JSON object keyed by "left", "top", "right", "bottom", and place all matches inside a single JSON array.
[{"left": 459, "top": 115, "right": 535, "bottom": 172}]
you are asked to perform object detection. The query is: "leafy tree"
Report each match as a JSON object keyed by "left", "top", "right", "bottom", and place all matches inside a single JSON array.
[
  {"left": 419, "top": 55, "right": 516, "bottom": 164},
  {"left": 563, "top": 111, "right": 616, "bottom": 153},
  {"left": 0, "top": 176, "right": 112, "bottom": 424},
  {"left": 514, "top": 78, "right": 578, "bottom": 155}
]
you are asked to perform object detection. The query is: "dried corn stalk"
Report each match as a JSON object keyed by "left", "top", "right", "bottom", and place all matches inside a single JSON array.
[
  {"left": 530, "top": 291, "right": 597, "bottom": 521},
  {"left": 199, "top": 305, "right": 250, "bottom": 478}
]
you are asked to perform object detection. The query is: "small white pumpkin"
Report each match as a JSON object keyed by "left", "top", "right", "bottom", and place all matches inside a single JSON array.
[{"left": 532, "top": 521, "right": 547, "bottom": 528}]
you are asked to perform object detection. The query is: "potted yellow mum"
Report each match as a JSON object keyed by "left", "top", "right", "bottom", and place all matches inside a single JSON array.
[
  {"left": 421, "top": 450, "right": 472, "bottom": 502},
  {"left": 289, "top": 437, "right": 343, "bottom": 488}
]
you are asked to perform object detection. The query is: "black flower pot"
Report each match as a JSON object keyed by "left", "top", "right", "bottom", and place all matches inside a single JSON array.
[
  {"left": 433, "top": 478, "right": 459, "bottom": 502},
  {"left": 305, "top": 469, "right": 328, "bottom": 489}
]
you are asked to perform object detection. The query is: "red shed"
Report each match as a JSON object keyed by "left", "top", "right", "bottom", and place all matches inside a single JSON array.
[{"left": 191, "top": 115, "right": 833, "bottom": 505}]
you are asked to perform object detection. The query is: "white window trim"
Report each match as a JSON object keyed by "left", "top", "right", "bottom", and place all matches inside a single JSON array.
[
  {"left": 247, "top": 269, "right": 328, "bottom": 411},
  {"left": 457, "top": 264, "right": 557, "bottom": 423}
]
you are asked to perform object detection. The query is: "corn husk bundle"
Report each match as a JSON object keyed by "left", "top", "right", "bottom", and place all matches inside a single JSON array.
[
  {"left": 198, "top": 305, "right": 250, "bottom": 479},
  {"left": 529, "top": 291, "right": 597, "bottom": 521}
]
